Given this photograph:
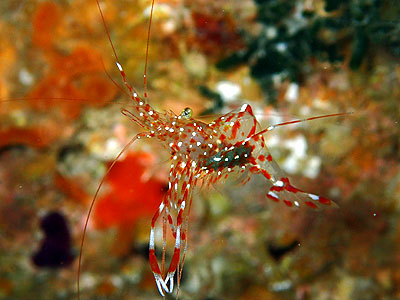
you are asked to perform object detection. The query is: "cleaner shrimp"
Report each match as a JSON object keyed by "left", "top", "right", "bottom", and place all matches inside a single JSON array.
[{"left": 73, "top": 0, "right": 352, "bottom": 297}]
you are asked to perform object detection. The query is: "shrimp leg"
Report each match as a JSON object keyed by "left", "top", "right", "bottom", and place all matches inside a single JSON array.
[{"left": 149, "top": 164, "right": 195, "bottom": 296}]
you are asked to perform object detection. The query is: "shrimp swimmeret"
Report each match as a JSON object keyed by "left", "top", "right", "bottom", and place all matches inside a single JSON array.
[{"left": 75, "top": 0, "right": 351, "bottom": 297}]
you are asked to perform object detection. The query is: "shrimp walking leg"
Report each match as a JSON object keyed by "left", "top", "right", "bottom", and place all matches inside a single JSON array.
[{"left": 149, "top": 163, "right": 195, "bottom": 296}]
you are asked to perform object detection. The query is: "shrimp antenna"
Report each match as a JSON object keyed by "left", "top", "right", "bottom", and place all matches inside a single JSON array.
[
  {"left": 255, "top": 112, "right": 353, "bottom": 136},
  {"left": 77, "top": 133, "right": 145, "bottom": 300},
  {"left": 95, "top": 0, "right": 141, "bottom": 99},
  {"left": 143, "top": 0, "right": 155, "bottom": 101},
  {"left": 0, "top": 97, "right": 100, "bottom": 104},
  {"left": 100, "top": 57, "right": 130, "bottom": 98}
]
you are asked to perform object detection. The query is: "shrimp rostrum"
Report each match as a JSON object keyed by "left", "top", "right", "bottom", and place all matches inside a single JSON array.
[{"left": 78, "top": 1, "right": 349, "bottom": 298}]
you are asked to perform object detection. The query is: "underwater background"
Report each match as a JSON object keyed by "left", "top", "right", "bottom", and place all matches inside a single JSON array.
[{"left": 1, "top": 0, "right": 400, "bottom": 299}]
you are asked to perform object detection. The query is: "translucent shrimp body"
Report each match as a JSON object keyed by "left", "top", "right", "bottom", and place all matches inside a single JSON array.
[
  {"left": 131, "top": 102, "right": 343, "bottom": 295},
  {"left": 77, "top": 1, "right": 348, "bottom": 298}
]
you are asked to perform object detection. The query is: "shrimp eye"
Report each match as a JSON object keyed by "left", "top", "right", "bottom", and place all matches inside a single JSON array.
[{"left": 180, "top": 107, "right": 193, "bottom": 119}]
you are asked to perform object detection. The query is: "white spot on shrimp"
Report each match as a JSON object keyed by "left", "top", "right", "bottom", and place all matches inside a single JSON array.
[
  {"left": 275, "top": 180, "right": 284, "bottom": 187},
  {"left": 268, "top": 191, "right": 278, "bottom": 199},
  {"left": 159, "top": 202, "right": 165, "bottom": 213},
  {"left": 149, "top": 228, "right": 155, "bottom": 249},
  {"left": 240, "top": 104, "right": 248, "bottom": 112},
  {"left": 116, "top": 62, "right": 123, "bottom": 71},
  {"left": 308, "top": 194, "right": 319, "bottom": 201}
]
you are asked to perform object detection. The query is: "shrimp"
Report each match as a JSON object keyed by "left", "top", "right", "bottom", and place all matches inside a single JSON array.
[{"left": 76, "top": 0, "right": 351, "bottom": 298}]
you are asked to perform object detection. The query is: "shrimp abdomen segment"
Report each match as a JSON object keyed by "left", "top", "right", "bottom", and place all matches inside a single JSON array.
[
  {"left": 248, "top": 134, "right": 337, "bottom": 210},
  {"left": 266, "top": 176, "right": 337, "bottom": 209}
]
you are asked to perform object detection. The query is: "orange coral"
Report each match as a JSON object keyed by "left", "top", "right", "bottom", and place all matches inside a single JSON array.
[
  {"left": 27, "top": 3, "right": 118, "bottom": 120},
  {"left": 0, "top": 127, "right": 60, "bottom": 149},
  {"left": 93, "top": 152, "right": 166, "bottom": 230},
  {"left": 26, "top": 46, "right": 117, "bottom": 120},
  {"left": 32, "top": 2, "right": 61, "bottom": 49}
]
